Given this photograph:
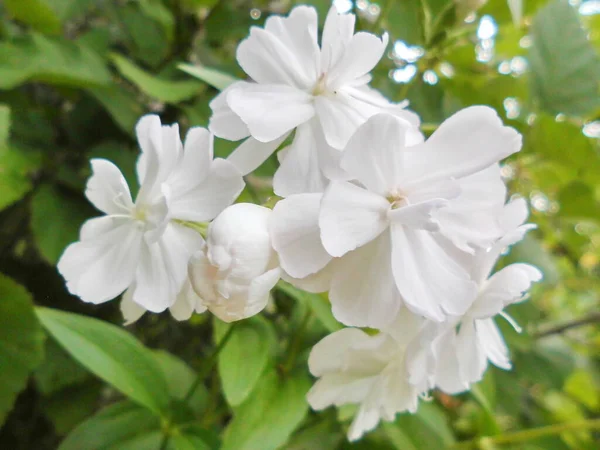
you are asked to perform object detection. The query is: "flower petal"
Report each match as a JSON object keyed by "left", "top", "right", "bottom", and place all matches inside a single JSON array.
[
  {"left": 320, "top": 181, "right": 389, "bottom": 258},
  {"left": 169, "top": 158, "right": 244, "bottom": 222},
  {"left": 237, "top": 14, "right": 318, "bottom": 89},
  {"left": 329, "top": 233, "right": 402, "bottom": 328},
  {"left": 270, "top": 193, "right": 332, "bottom": 278},
  {"left": 227, "top": 133, "right": 289, "bottom": 175},
  {"left": 455, "top": 319, "right": 487, "bottom": 384},
  {"left": 471, "top": 263, "right": 542, "bottom": 318},
  {"left": 85, "top": 159, "right": 133, "bottom": 215},
  {"left": 58, "top": 220, "right": 142, "bottom": 304},
  {"left": 328, "top": 32, "right": 389, "bottom": 89},
  {"left": 387, "top": 199, "right": 448, "bottom": 231},
  {"left": 314, "top": 94, "right": 365, "bottom": 149},
  {"left": 120, "top": 287, "right": 146, "bottom": 325},
  {"left": 320, "top": 5, "right": 356, "bottom": 73},
  {"left": 273, "top": 122, "right": 328, "bottom": 197},
  {"left": 340, "top": 113, "right": 407, "bottom": 195},
  {"left": 132, "top": 224, "right": 203, "bottom": 312},
  {"left": 476, "top": 318, "right": 511, "bottom": 370},
  {"left": 208, "top": 86, "right": 251, "bottom": 141},
  {"left": 390, "top": 226, "right": 477, "bottom": 321},
  {"left": 407, "top": 106, "right": 522, "bottom": 184},
  {"left": 227, "top": 82, "right": 314, "bottom": 143}
]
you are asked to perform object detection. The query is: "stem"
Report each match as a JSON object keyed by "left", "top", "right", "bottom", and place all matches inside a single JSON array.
[
  {"left": 184, "top": 322, "right": 237, "bottom": 402},
  {"left": 283, "top": 309, "right": 312, "bottom": 373},
  {"left": 534, "top": 312, "right": 600, "bottom": 339},
  {"left": 451, "top": 418, "right": 600, "bottom": 449}
]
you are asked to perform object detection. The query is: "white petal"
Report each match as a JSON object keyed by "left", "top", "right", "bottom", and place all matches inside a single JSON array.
[
  {"left": 320, "top": 5, "right": 356, "bottom": 73},
  {"left": 339, "top": 113, "right": 406, "bottom": 195},
  {"left": 471, "top": 263, "right": 542, "bottom": 318},
  {"left": 273, "top": 122, "right": 328, "bottom": 197},
  {"left": 169, "top": 279, "right": 207, "bottom": 321},
  {"left": 329, "top": 233, "right": 402, "bottom": 328},
  {"left": 347, "top": 391, "right": 384, "bottom": 441},
  {"left": 281, "top": 260, "right": 335, "bottom": 294},
  {"left": 307, "top": 373, "right": 376, "bottom": 412},
  {"left": 169, "top": 158, "right": 244, "bottom": 222},
  {"left": 227, "top": 82, "right": 314, "bottom": 143},
  {"left": 476, "top": 318, "right": 511, "bottom": 370},
  {"left": 132, "top": 224, "right": 203, "bottom": 312},
  {"left": 435, "top": 165, "right": 506, "bottom": 252},
  {"left": 314, "top": 94, "right": 365, "bottom": 149},
  {"left": 320, "top": 181, "right": 389, "bottom": 257},
  {"left": 136, "top": 115, "right": 181, "bottom": 203},
  {"left": 209, "top": 268, "right": 280, "bottom": 323},
  {"left": 236, "top": 20, "right": 317, "bottom": 89},
  {"left": 456, "top": 319, "right": 487, "bottom": 385},
  {"left": 391, "top": 226, "right": 477, "bottom": 321},
  {"left": 270, "top": 193, "right": 332, "bottom": 278},
  {"left": 120, "top": 287, "right": 146, "bottom": 325},
  {"left": 387, "top": 199, "right": 448, "bottom": 231},
  {"left": 432, "top": 330, "right": 469, "bottom": 394},
  {"left": 85, "top": 159, "right": 133, "bottom": 215},
  {"left": 407, "top": 106, "right": 522, "bottom": 184},
  {"left": 262, "top": 6, "right": 320, "bottom": 84},
  {"left": 208, "top": 86, "right": 251, "bottom": 141},
  {"left": 308, "top": 328, "right": 370, "bottom": 376},
  {"left": 327, "top": 32, "right": 389, "bottom": 89},
  {"left": 227, "top": 134, "right": 289, "bottom": 175},
  {"left": 58, "top": 220, "right": 142, "bottom": 304}
]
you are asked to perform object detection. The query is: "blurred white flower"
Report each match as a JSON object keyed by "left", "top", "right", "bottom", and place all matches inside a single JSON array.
[
  {"left": 307, "top": 309, "right": 425, "bottom": 441},
  {"left": 58, "top": 115, "right": 244, "bottom": 315},
  {"left": 189, "top": 203, "right": 281, "bottom": 323},
  {"left": 209, "top": 4, "right": 419, "bottom": 196}
]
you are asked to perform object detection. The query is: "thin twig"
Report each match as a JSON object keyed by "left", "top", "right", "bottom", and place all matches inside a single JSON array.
[{"left": 534, "top": 312, "right": 600, "bottom": 339}]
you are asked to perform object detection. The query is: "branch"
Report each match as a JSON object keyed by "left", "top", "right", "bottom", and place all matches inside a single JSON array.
[{"left": 534, "top": 312, "right": 600, "bottom": 339}]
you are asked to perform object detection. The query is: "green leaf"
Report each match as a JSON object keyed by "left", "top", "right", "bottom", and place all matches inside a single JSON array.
[
  {"left": 139, "top": 0, "right": 175, "bottom": 42},
  {"left": 152, "top": 351, "right": 207, "bottom": 414},
  {"left": 384, "top": 402, "right": 455, "bottom": 449},
  {"left": 36, "top": 307, "right": 171, "bottom": 416},
  {"left": 88, "top": 85, "right": 145, "bottom": 135},
  {"left": 0, "top": 273, "right": 45, "bottom": 424},
  {"left": 59, "top": 401, "right": 161, "bottom": 450},
  {"left": 215, "top": 316, "right": 277, "bottom": 407},
  {"left": 278, "top": 282, "right": 342, "bottom": 333},
  {"left": 110, "top": 53, "right": 204, "bottom": 103},
  {"left": 529, "top": 0, "right": 600, "bottom": 117},
  {"left": 178, "top": 63, "right": 238, "bottom": 91},
  {"left": 0, "top": 105, "right": 43, "bottom": 212},
  {"left": 220, "top": 370, "right": 311, "bottom": 450},
  {"left": 169, "top": 427, "right": 212, "bottom": 450},
  {"left": 0, "top": 33, "right": 111, "bottom": 90},
  {"left": 0, "top": 104, "right": 10, "bottom": 146},
  {"left": 4, "top": 0, "right": 62, "bottom": 35},
  {"left": 35, "top": 339, "right": 90, "bottom": 396},
  {"left": 30, "top": 183, "right": 95, "bottom": 265}
]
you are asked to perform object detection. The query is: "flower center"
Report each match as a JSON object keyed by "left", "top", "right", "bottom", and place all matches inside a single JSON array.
[
  {"left": 311, "top": 73, "right": 328, "bottom": 96},
  {"left": 132, "top": 205, "right": 148, "bottom": 222},
  {"left": 386, "top": 189, "right": 409, "bottom": 210}
]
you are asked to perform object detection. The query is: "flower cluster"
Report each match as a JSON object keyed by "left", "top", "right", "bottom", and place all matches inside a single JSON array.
[{"left": 58, "top": 4, "right": 542, "bottom": 442}]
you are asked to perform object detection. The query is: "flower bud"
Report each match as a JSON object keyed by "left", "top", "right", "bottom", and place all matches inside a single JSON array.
[{"left": 189, "top": 203, "right": 280, "bottom": 322}]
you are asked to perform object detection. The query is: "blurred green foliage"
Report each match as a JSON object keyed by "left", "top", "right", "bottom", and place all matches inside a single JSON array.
[{"left": 0, "top": 0, "right": 599, "bottom": 449}]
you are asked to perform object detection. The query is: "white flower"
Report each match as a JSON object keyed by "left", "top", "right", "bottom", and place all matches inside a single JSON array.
[
  {"left": 209, "top": 5, "right": 419, "bottom": 196},
  {"left": 408, "top": 198, "right": 543, "bottom": 394},
  {"left": 189, "top": 203, "right": 281, "bottom": 323},
  {"left": 57, "top": 115, "right": 244, "bottom": 315},
  {"left": 272, "top": 107, "right": 521, "bottom": 327},
  {"left": 307, "top": 309, "right": 425, "bottom": 441}
]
